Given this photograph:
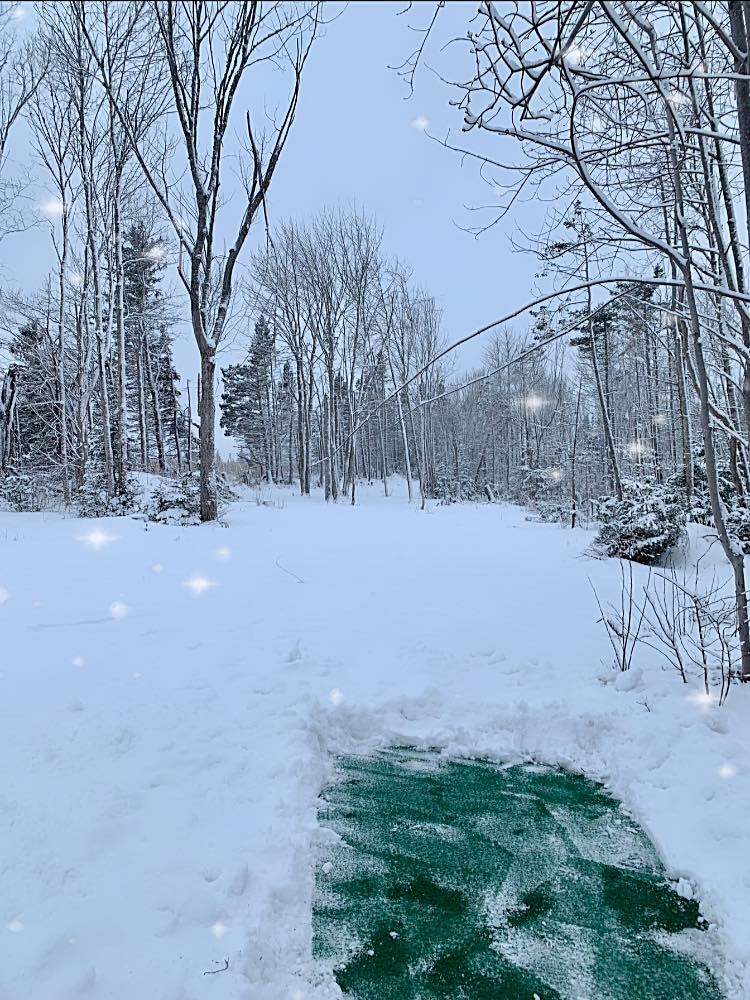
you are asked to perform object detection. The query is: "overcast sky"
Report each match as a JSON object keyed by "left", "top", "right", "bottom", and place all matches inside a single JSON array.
[{"left": 5, "top": 1, "right": 546, "bottom": 454}]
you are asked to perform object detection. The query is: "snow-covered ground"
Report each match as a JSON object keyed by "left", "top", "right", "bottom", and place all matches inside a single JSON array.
[{"left": 1, "top": 479, "right": 749, "bottom": 999}]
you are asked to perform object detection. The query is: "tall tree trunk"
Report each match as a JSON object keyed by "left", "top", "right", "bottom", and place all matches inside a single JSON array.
[
  {"left": 571, "top": 378, "right": 582, "bottom": 528},
  {"left": 186, "top": 379, "right": 193, "bottom": 473},
  {"left": 136, "top": 334, "right": 148, "bottom": 469},
  {"left": 144, "top": 336, "right": 166, "bottom": 472},
  {"left": 322, "top": 393, "right": 331, "bottom": 501},
  {"left": 666, "top": 111, "right": 750, "bottom": 681},
  {"left": 113, "top": 169, "right": 128, "bottom": 492},
  {"left": 0, "top": 368, "right": 18, "bottom": 473},
  {"left": 57, "top": 211, "right": 71, "bottom": 503},
  {"left": 198, "top": 350, "right": 218, "bottom": 521},
  {"left": 171, "top": 373, "right": 182, "bottom": 473},
  {"left": 583, "top": 241, "right": 623, "bottom": 499}
]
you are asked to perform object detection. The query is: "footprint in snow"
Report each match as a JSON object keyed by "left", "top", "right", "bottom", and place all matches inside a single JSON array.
[
  {"left": 286, "top": 640, "right": 303, "bottom": 663},
  {"left": 229, "top": 864, "right": 250, "bottom": 896}
]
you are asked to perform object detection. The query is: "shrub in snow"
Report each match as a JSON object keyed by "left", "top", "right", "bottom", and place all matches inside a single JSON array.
[
  {"left": 77, "top": 468, "right": 142, "bottom": 518},
  {"left": 434, "top": 472, "right": 479, "bottom": 503},
  {"left": 143, "top": 471, "right": 237, "bottom": 525},
  {"left": 665, "top": 458, "right": 750, "bottom": 552},
  {"left": 514, "top": 465, "right": 549, "bottom": 505},
  {"left": 595, "top": 479, "right": 686, "bottom": 565},
  {"left": 0, "top": 469, "right": 58, "bottom": 511},
  {"left": 726, "top": 504, "right": 750, "bottom": 553},
  {"left": 664, "top": 459, "right": 733, "bottom": 527},
  {"left": 531, "top": 499, "right": 571, "bottom": 524},
  {"left": 513, "top": 466, "right": 570, "bottom": 523}
]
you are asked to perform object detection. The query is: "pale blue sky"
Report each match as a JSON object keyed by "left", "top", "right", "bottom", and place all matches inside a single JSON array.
[{"left": 4, "top": 1, "right": 545, "bottom": 448}]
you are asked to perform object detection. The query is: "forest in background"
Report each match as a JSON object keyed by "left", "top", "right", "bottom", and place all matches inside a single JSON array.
[{"left": 2, "top": 2, "right": 750, "bottom": 683}]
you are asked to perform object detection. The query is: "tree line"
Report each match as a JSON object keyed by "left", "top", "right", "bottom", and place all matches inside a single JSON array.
[{"left": 3, "top": 0, "right": 750, "bottom": 685}]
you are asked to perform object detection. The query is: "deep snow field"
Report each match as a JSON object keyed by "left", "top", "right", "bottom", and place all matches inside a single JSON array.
[{"left": 1, "top": 478, "right": 750, "bottom": 999}]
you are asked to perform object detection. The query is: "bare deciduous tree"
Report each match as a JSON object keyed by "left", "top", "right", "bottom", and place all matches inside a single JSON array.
[{"left": 78, "top": 0, "right": 320, "bottom": 521}]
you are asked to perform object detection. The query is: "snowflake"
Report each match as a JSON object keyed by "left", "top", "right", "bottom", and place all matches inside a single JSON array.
[
  {"left": 329, "top": 688, "right": 344, "bottom": 706},
  {"left": 625, "top": 440, "right": 650, "bottom": 459},
  {"left": 524, "top": 394, "right": 546, "bottom": 412},
  {"left": 109, "top": 601, "right": 129, "bottom": 620},
  {"left": 145, "top": 243, "right": 166, "bottom": 262},
  {"left": 210, "top": 920, "right": 229, "bottom": 939},
  {"left": 667, "top": 89, "right": 690, "bottom": 108},
  {"left": 563, "top": 44, "right": 584, "bottom": 65},
  {"left": 77, "top": 528, "right": 117, "bottom": 551},
  {"left": 687, "top": 690, "right": 715, "bottom": 709},
  {"left": 411, "top": 115, "right": 430, "bottom": 131},
  {"left": 38, "top": 197, "right": 66, "bottom": 217},
  {"left": 0, "top": 587, "right": 10, "bottom": 606},
  {"left": 183, "top": 574, "right": 216, "bottom": 596}
]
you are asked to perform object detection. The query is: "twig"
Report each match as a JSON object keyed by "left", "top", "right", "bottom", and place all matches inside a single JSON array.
[
  {"left": 203, "top": 958, "right": 229, "bottom": 976},
  {"left": 275, "top": 558, "right": 304, "bottom": 584}
]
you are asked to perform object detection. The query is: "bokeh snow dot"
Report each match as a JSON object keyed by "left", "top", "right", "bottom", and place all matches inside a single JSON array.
[
  {"left": 0, "top": 587, "right": 10, "bottom": 605},
  {"left": 72, "top": 656, "right": 85, "bottom": 668},
  {"left": 183, "top": 574, "right": 216, "bottom": 596},
  {"left": 6, "top": 919, "right": 24, "bottom": 933},
  {"left": 77, "top": 528, "right": 116, "bottom": 551},
  {"left": 329, "top": 688, "right": 344, "bottom": 706},
  {"left": 109, "top": 601, "right": 129, "bottom": 620}
]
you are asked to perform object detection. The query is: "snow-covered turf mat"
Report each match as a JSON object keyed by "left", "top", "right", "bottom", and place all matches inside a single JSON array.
[
  {"left": 314, "top": 749, "right": 722, "bottom": 998},
  {"left": 1, "top": 480, "right": 748, "bottom": 998}
]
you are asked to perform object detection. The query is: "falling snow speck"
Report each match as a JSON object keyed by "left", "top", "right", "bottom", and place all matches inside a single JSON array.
[
  {"left": 109, "top": 601, "right": 129, "bottom": 620},
  {"left": 78, "top": 528, "right": 117, "bottom": 551},
  {"left": 183, "top": 574, "right": 217, "bottom": 595}
]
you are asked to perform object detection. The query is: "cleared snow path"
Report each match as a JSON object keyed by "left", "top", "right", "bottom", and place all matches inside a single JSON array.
[{"left": 1, "top": 480, "right": 749, "bottom": 999}]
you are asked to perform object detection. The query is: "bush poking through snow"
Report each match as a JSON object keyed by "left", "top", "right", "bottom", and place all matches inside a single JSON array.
[
  {"left": 434, "top": 472, "right": 479, "bottom": 503},
  {"left": 664, "top": 459, "right": 734, "bottom": 528},
  {"left": 591, "top": 562, "right": 646, "bottom": 672},
  {"left": 77, "top": 468, "right": 142, "bottom": 518},
  {"left": 595, "top": 479, "right": 686, "bottom": 565},
  {"left": 143, "top": 471, "right": 237, "bottom": 525},
  {"left": 593, "top": 562, "right": 738, "bottom": 702},
  {"left": 641, "top": 569, "right": 738, "bottom": 703},
  {"left": 0, "top": 469, "right": 58, "bottom": 512}
]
